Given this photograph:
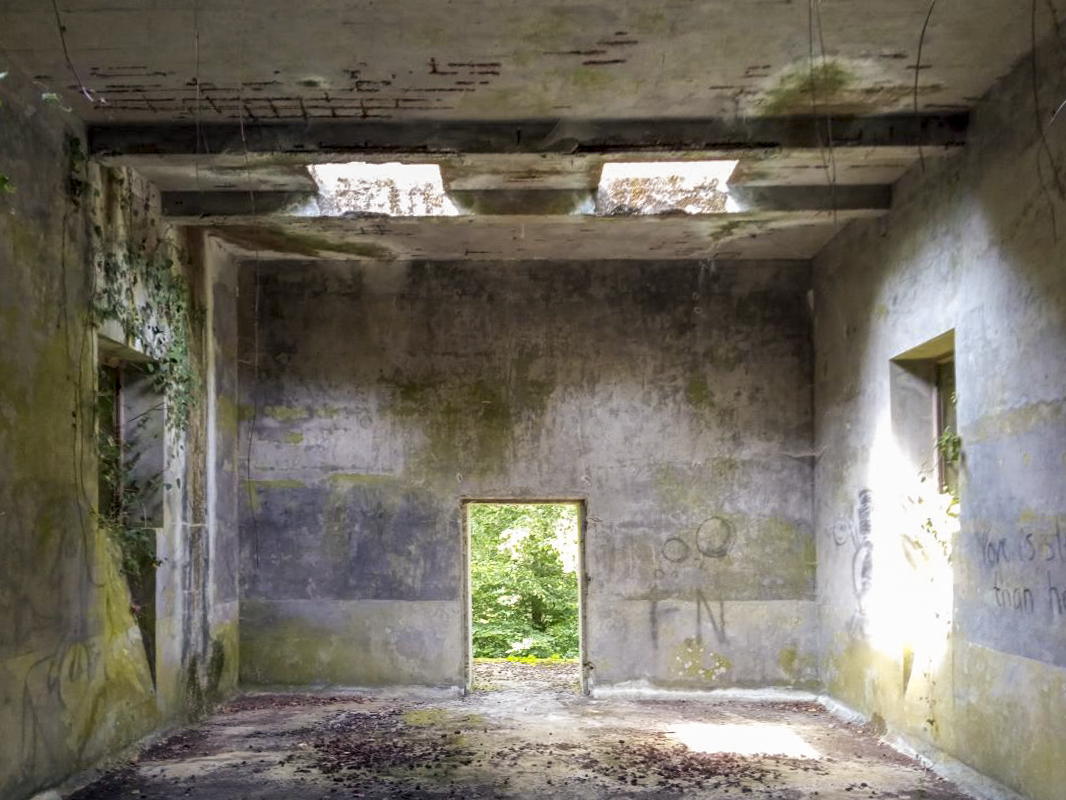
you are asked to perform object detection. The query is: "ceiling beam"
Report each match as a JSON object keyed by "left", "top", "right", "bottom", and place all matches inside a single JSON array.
[
  {"left": 171, "top": 211, "right": 885, "bottom": 261},
  {"left": 727, "top": 184, "right": 892, "bottom": 212},
  {"left": 160, "top": 183, "right": 891, "bottom": 219},
  {"left": 89, "top": 113, "right": 967, "bottom": 158},
  {"left": 162, "top": 191, "right": 314, "bottom": 217}
]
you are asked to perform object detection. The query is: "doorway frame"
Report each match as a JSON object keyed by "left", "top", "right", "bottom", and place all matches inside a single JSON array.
[{"left": 460, "top": 497, "right": 590, "bottom": 695}]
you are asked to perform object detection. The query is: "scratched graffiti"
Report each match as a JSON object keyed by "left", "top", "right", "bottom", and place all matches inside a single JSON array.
[
  {"left": 635, "top": 517, "right": 736, "bottom": 656},
  {"left": 659, "top": 516, "right": 736, "bottom": 564},
  {"left": 828, "top": 489, "right": 874, "bottom": 639}
]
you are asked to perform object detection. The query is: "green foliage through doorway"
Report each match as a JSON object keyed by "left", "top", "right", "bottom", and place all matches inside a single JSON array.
[{"left": 470, "top": 503, "right": 580, "bottom": 659}]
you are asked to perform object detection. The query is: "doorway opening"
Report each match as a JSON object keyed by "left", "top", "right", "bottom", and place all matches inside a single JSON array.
[{"left": 463, "top": 501, "right": 586, "bottom": 694}]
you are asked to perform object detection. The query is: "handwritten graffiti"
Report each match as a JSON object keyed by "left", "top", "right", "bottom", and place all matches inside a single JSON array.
[
  {"left": 852, "top": 542, "right": 874, "bottom": 605},
  {"left": 857, "top": 489, "right": 874, "bottom": 541},
  {"left": 980, "top": 521, "right": 1066, "bottom": 619},
  {"left": 829, "top": 516, "right": 855, "bottom": 547},
  {"left": 982, "top": 524, "right": 1066, "bottom": 567},
  {"left": 1050, "top": 574, "right": 1066, "bottom": 616},
  {"left": 628, "top": 585, "right": 729, "bottom": 650},
  {"left": 993, "top": 573, "right": 1034, "bottom": 612},
  {"left": 659, "top": 516, "right": 736, "bottom": 563}
]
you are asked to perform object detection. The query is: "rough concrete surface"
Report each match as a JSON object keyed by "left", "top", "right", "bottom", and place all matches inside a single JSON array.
[
  {"left": 5, "top": 5, "right": 1066, "bottom": 800},
  {"left": 812, "top": 28, "right": 1066, "bottom": 800},
  {"left": 0, "top": 1, "right": 1052, "bottom": 123},
  {"left": 0, "top": 59, "right": 243, "bottom": 800},
  {"left": 67, "top": 667, "right": 973, "bottom": 800},
  {"left": 237, "top": 258, "right": 817, "bottom": 691}
]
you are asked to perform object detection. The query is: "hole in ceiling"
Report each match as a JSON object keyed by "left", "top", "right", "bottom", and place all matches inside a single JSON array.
[
  {"left": 301, "top": 162, "right": 460, "bottom": 217},
  {"left": 597, "top": 160, "right": 740, "bottom": 216}
]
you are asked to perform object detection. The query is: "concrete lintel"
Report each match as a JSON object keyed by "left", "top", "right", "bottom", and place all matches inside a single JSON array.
[
  {"left": 161, "top": 191, "right": 315, "bottom": 217},
  {"left": 89, "top": 114, "right": 968, "bottom": 158},
  {"left": 162, "top": 184, "right": 890, "bottom": 219},
  {"left": 171, "top": 211, "right": 883, "bottom": 261},
  {"left": 446, "top": 189, "right": 595, "bottom": 215},
  {"left": 728, "top": 184, "right": 892, "bottom": 212}
]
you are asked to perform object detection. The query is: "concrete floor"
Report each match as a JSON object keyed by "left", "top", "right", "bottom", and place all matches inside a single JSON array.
[{"left": 69, "top": 663, "right": 974, "bottom": 800}]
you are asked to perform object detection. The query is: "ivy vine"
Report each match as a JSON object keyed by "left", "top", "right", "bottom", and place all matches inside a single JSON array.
[
  {"left": 92, "top": 242, "right": 200, "bottom": 432},
  {"left": 97, "top": 365, "right": 161, "bottom": 681},
  {"left": 936, "top": 427, "right": 962, "bottom": 470}
]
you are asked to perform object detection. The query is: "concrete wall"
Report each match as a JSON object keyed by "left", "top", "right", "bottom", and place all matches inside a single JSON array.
[
  {"left": 0, "top": 62, "right": 240, "bottom": 799},
  {"left": 205, "top": 235, "right": 242, "bottom": 694},
  {"left": 813, "top": 34, "right": 1066, "bottom": 800},
  {"left": 238, "top": 258, "right": 817, "bottom": 689}
]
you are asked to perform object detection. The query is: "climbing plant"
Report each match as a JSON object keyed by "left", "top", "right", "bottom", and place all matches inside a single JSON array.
[
  {"left": 97, "top": 366, "right": 162, "bottom": 679},
  {"left": 85, "top": 164, "right": 200, "bottom": 433},
  {"left": 92, "top": 242, "right": 199, "bottom": 432},
  {"left": 936, "top": 427, "right": 962, "bottom": 477}
]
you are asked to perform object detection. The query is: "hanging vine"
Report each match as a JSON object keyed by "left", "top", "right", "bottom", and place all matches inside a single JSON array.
[
  {"left": 92, "top": 245, "right": 199, "bottom": 431},
  {"left": 0, "top": 91, "right": 14, "bottom": 195}
]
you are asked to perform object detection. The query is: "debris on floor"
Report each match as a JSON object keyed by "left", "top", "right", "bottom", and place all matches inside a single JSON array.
[{"left": 67, "top": 663, "right": 975, "bottom": 800}]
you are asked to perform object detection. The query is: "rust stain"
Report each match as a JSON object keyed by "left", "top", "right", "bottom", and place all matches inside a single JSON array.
[
  {"left": 428, "top": 58, "right": 459, "bottom": 76},
  {"left": 544, "top": 49, "right": 607, "bottom": 56}
]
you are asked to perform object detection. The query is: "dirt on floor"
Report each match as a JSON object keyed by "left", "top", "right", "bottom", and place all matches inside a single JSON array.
[
  {"left": 471, "top": 658, "right": 582, "bottom": 693},
  {"left": 68, "top": 662, "right": 974, "bottom": 800}
]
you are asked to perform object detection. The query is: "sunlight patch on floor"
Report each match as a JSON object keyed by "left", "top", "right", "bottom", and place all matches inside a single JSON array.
[{"left": 667, "top": 722, "right": 821, "bottom": 759}]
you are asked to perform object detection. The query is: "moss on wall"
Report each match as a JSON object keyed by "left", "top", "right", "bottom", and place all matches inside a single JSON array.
[
  {"left": 669, "top": 638, "right": 733, "bottom": 683},
  {"left": 813, "top": 32, "right": 1066, "bottom": 800},
  {"left": 0, "top": 65, "right": 240, "bottom": 798},
  {"left": 384, "top": 374, "right": 554, "bottom": 483}
]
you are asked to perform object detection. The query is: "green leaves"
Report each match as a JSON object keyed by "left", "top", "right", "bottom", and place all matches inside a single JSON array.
[
  {"left": 470, "top": 503, "right": 580, "bottom": 659},
  {"left": 936, "top": 427, "right": 962, "bottom": 467},
  {"left": 96, "top": 366, "right": 162, "bottom": 589},
  {"left": 93, "top": 244, "right": 199, "bottom": 432}
]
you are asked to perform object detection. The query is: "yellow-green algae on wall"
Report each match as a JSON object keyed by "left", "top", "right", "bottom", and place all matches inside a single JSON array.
[
  {"left": 812, "top": 30, "right": 1066, "bottom": 800},
  {"left": 2, "top": 62, "right": 243, "bottom": 797},
  {"left": 239, "top": 599, "right": 464, "bottom": 686},
  {"left": 383, "top": 374, "right": 555, "bottom": 486},
  {"left": 825, "top": 635, "right": 1066, "bottom": 800},
  {"left": 670, "top": 637, "right": 734, "bottom": 683},
  {"left": 0, "top": 512, "right": 161, "bottom": 797},
  {"left": 950, "top": 641, "right": 1066, "bottom": 800},
  {"left": 0, "top": 97, "right": 165, "bottom": 793}
]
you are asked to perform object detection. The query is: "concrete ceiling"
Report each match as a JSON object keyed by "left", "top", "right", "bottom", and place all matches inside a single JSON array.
[
  {"left": 0, "top": 1, "right": 1047, "bottom": 123},
  {"left": 2, "top": 0, "right": 1052, "bottom": 261}
]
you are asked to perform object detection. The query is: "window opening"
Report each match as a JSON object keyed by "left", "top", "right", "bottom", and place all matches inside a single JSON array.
[
  {"left": 97, "top": 358, "right": 165, "bottom": 685},
  {"left": 596, "top": 160, "right": 740, "bottom": 215},
  {"left": 936, "top": 358, "right": 959, "bottom": 497},
  {"left": 303, "top": 161, "right": 460, "bottom": 217}
]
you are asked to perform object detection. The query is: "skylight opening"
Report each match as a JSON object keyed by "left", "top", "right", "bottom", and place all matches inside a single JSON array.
[
  {"left": 304, "top": 162, "right": 460, "bottom": 217},
  {"left": 597, "top": 160, "right": 740, "bottom": 216}
]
